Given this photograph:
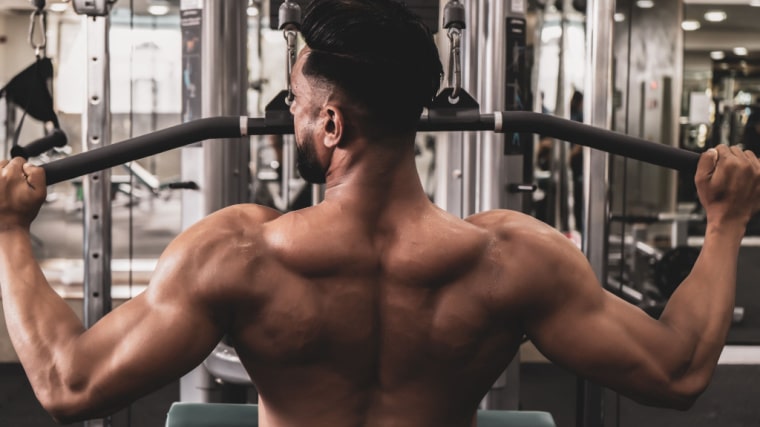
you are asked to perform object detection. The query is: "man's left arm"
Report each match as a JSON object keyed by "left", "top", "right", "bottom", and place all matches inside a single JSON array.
[{"left": 0, "top": 158, "right": 230, "bottom": 423}]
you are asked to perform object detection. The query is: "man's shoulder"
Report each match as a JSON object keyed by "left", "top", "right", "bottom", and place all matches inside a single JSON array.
[
  {"left": 207, "top": 203, "right": 283, "bottom": 226},
  {"left": 169, "top": 204, "right": 282, "bottom": 255},
  {"left": 156, "top": 204, "right": 283, "bottom": 295},
  {"left": 465, "top": 209, "right": 553, "bottom": 237},
  {"left": 464, "top": 209, "right": 576, "bottom": 259},
  {"left": 463, "top": 210, "right": 590, "bottom": 313},
  {"left": 186, "top": 203, "right": 281, "bottom": 235}
]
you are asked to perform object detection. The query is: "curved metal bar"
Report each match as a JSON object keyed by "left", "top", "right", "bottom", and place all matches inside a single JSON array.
[
  {"left": 41, "top": 117, "right": 275, "bottom": 185},
  {"left": 498, "top": 112, "right": 700, "bottom": 174},
  {"left": 41, "top": 112, "right": 700, "bottom": 186},
  {"left": 419, "top": 112, "right": 700, "bottom": 173}
]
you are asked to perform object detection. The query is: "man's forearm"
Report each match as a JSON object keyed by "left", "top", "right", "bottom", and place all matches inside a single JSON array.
[
  {"left": 659, "top": 221, "right": 744, "bottom": 377},
  {"left": 0, "top": 227, "right": 85, "bottom": 402}
]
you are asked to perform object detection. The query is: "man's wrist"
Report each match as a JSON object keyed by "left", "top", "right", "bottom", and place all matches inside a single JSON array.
[
  {"left": 0, "top": 223, "right": 30, "bottom": 237},
  {"left": 705, "top": 219, "right": 746, "bottom": 240}
]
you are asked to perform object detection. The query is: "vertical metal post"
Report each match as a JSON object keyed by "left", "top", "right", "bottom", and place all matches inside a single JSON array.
[
  {"left": 476, "top": 0, "right": 506, "bottom": 212},
  {"left": 460, "top": 0, "right": 480, "bottom": 218},
  {"left": 83, "top": 15, "right": 112, "bottom": 427},
  {"left": 579, "top": 0, "right": 615, "bottom": 426},
  {"left": 202, "top": 0, "right": 249, "bottom": 213},
  {"left": 281, "top": 136, "right": 293, "bottom": 209},
  {"left": 311, "top": 183, "right": 323, "bottom": 206},
  {"left": 434, "top": 133, "right": 464, "bottom": 216},
  {"left": 553, "top": 0, "right": 572, "bottom": 232},
  {"left": 478, "top": 0, "right": 522, "bottom": 411},
  {"left": 179, "top": 0, "right": 248, "bottom": 403},
  {"left": 435, "top": 0, "right": 479, "bottom": 217},
  {"left": 3, "top": 100, "right": 15, "bottom": 159}
]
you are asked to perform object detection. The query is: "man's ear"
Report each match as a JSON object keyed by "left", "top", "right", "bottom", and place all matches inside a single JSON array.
[{"left": 322, "top": 105, "right": 343, "bottom": 149}]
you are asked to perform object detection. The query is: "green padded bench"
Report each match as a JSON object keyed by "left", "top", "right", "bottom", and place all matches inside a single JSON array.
[{"left": 165, "top": 402, "right": 556, "bottom": 427}]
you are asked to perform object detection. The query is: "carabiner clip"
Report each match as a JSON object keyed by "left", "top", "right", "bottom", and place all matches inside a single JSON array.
[
  {"left": 283, "top": 29, "right": 298, "bottom": 106},
  {"left": 447, "top": 27, "right": 462, "bottom": 102},
  {"left": 28, "top": 9, "right": 47, "bottom": 58}
]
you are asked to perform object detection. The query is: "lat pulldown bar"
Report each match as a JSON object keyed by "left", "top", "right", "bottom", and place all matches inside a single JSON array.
[{"left": 38, "top": 112, "right": 700, "bottom": 186}]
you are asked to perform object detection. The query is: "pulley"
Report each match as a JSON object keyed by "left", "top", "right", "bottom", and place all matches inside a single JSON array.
[
  {"left": 278, "top": 0, "right": 302, "bottom": 31},
  {"left": 443, "top": 0, "right": 465, "bottom": 30}
]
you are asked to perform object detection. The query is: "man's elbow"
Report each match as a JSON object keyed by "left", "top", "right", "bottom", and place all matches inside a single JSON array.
[
  {"left": 656, "top": 372, "right": 710, "bottom": 411},
  {"left": 660, "top": 392, "right": 699, "bottom": 411},
  {"left": 36, "top": 380, "right": 97, "bottom": 424},
  {"left": 49, "top": 409, "right": 85, "bottom": 425},
  {"left": 630, "top": 367, "right": 709, "bottom": 410},
  {"left": 41, "top": 394, "right": 91, "bottom": 425}
]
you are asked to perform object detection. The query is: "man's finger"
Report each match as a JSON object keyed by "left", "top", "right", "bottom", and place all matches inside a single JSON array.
[
  {"left": 23, "top": 163, "right": 45, "bottom": 189},
  {"left": 745, "top": 150, "right": 759, "bottom": 171},
  {"left": 4, "top": 157, "right": 26, "bottom": 174},
  {"left": 8, "top": 157, "right": 27, "bottom": 167},
  {"left": 696, "top": 148, "right": 718, "bottom": 184},
  {"left": 1, "top": 157, "right": 26, "bottom": 180},
  {"left": 730, "top": 145, "right": 745, "bottom": 158}
]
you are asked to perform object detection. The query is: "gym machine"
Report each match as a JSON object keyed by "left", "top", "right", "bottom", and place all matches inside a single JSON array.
[
  {"left": 26, "top": 63, "right": 701, "bottom": 427},
  {"left": 12, "top": 1, "right": 701, "bottom": 426}
]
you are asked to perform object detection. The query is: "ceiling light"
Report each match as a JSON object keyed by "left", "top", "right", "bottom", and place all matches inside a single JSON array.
[
  {"left": 710, "top": 50, "right": 725, "bottom": 60},
  {"left": 247, "top": 6, "right": 259, "bottom": 16},
  {"left": 614, "top": 13, "right": 625, "bottom": 22},
  {"left": 49, "top": 2, "right": 68, "bottom": 12},
  {"left": 733, "top": 47, "right": 748, "bottom": 56},
  {"left": 148, "top": 4, "right": 170, "bottom": 15},
  {"left": 703, "top": 10, "right": 727, "bottom": 22},
  {"left": 681, "top": 20, "right": 701, "bottom": 31},
  {"left": 636, "top": 0, "right": 654, "bottom": 8}
]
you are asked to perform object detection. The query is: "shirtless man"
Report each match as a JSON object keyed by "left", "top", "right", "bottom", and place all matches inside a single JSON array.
[{"left": 2, "top": 0, "right": 760, "bottom": 426}]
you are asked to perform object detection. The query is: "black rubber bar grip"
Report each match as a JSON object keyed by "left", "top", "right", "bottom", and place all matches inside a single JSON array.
[
  {"left": 41, "top": 112, "right": 700, "bottom": 186},
  {"left": 41, "top": 117, "right": 283, "bottom": 185},
  {"left": 499, "top": 112, "right": 701, "bottom": 174},
  {"left": 420, "top": 112, "right": 700, "bottom": 173},
  {"left": 11, "top": 129, "right": 68, "bottom": 159}
]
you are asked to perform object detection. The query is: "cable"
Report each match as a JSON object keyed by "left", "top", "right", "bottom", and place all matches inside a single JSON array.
[
  {"left": 616, "top": 7, "right": 636, "bottom": 427},
  {"left": 615, "top": 0, "right": 635, "bottom": 312},
  {"left": 126, "top": 0, "right": 135, "bottom": 425}
]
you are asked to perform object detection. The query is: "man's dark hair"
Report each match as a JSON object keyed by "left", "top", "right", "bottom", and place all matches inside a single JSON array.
[{"left": 301, "top": 0, "right": 443, "bottom": 134}]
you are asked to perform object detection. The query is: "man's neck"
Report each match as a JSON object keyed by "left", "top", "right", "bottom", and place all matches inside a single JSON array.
[{"left": 321, "top": 138, "right": 431, "bottom": 217}]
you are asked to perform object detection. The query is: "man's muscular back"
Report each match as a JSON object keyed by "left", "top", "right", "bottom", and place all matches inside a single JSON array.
[{"left": 224, "top": 201, "right": 530, "bottom": 427}]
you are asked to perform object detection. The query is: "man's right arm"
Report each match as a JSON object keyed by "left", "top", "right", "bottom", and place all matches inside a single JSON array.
[
  {"left": 1, "top": 199, "right": 279, "bottom": 423},
  {"left": 509, "top": 145, "right": 759, "bottom": 408}
]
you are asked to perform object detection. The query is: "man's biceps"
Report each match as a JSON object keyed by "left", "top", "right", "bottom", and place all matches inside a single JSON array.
[
  {"left": 524, "top": 287, "right": 617, "bottom": 351},
  {"left": 524, "top": 305, "right": 592, "bottom": 351}
]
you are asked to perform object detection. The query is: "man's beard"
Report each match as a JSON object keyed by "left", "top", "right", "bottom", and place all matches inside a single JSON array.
[{"left": 296, "top": 134, "right": 327, "bottom": 184}]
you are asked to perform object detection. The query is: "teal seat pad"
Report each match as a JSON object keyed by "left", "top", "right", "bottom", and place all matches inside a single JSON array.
[
  {"left": 166, "top": 402, "right": 259, "bottom": 427},
  {"left": 166, "top": 402, "right": 556, "bottom": 427}
]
